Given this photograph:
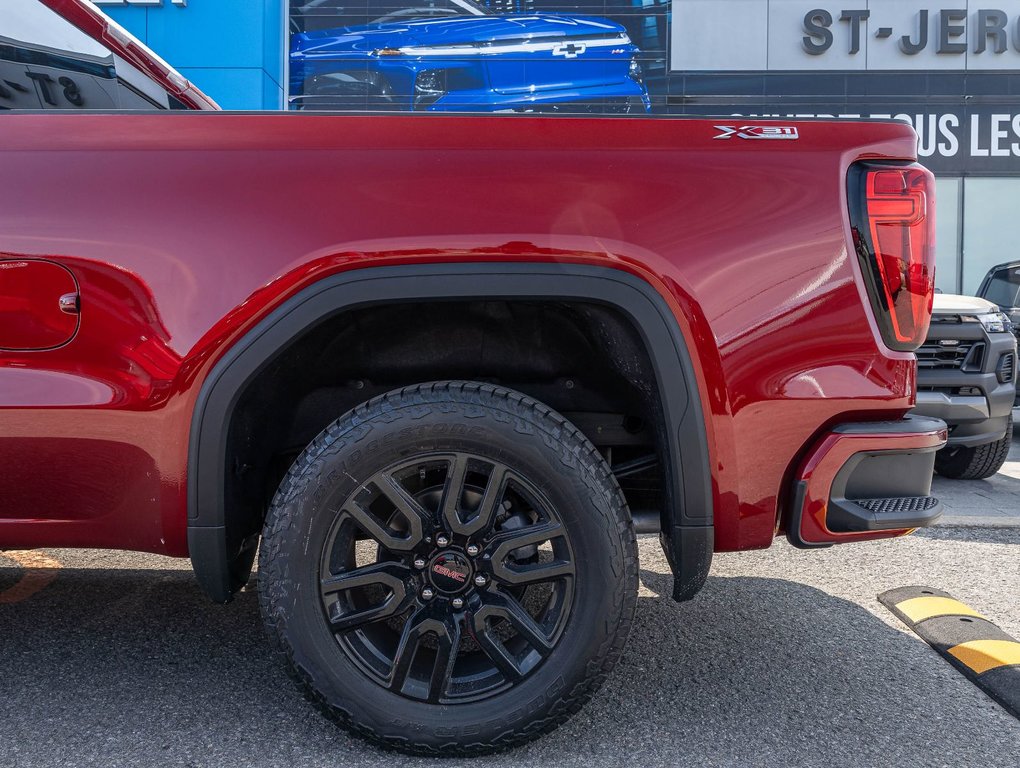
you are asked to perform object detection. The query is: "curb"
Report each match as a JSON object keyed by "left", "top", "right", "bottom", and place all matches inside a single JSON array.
[
  {"left": 879, "top": 586, "right": 1020, "bottom": 720},
  {"left": 934, "top": 516, "right": 1020, "bottom": 528}
]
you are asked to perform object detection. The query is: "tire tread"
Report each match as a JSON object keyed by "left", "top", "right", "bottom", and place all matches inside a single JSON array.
[
  {"left": 933, "top": 414, "right": 1013, "bottom": 480},
  {"left": 258, "top": 381, "right": 638, "bottom": 756}
]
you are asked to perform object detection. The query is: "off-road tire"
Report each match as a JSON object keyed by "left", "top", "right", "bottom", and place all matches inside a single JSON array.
[
  {"left": 258, "top": 381, "right": 638, "bottom": 755},
  {"left": 934, "top": 414, "right": 1013, "bottom": 480}
]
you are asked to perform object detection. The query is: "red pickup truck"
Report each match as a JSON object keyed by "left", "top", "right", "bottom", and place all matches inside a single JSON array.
[{"left": 1, "top": 0, "right": 946, "bottom": 756}]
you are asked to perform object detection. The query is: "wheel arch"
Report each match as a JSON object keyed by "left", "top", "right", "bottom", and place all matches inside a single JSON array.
[{"left": 187, "top": 263, "right": 713, "bottom": 602}]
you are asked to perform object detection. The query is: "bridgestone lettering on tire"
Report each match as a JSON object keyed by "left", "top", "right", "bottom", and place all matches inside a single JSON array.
[{"left": 257, "top": 381, "right": 638, "bottom": 755}]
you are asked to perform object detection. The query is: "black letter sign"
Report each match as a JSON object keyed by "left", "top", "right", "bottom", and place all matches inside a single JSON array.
[
  {"left": 900, "top": 10, "right": 930, "bottom": 54},
  {"left": 803, "top": 9, "right": 834, "bottom": 54},
  {"left": 937, "top": 8, "right": 968, "bottom": 54},
  {"left": 976, "top": 9, "right": 1007, "bottom": 54},
  {"left": 840, "top": 9, "right": 871, "bottom": 54}
]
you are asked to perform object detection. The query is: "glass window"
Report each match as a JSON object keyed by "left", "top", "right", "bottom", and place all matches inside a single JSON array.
[
  {"left": 934, "top": 177, "right": 961, "bottom": 294},
  {"left": 962, "top": 177, "right": 1020, "bottom": 295},
  {"left": 287, "top": 0, "right": 656, "bottom": 113},
  {"left": 1, "top": 0, "right": 179, "bottom": 110},
  {"left": 981, "top": 266, "right": 1020, "bottom": 308}
]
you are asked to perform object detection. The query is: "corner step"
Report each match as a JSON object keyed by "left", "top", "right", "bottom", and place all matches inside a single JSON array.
[{"left": 828, "top": 495, "right": 943, "bottom": 532}]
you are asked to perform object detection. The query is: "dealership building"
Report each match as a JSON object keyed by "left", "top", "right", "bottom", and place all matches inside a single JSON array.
[{"left": 93, "top": 0, "right": 1020, "bottom": 295}]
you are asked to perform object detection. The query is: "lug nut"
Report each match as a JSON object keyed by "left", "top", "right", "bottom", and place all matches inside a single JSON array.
[
  {"left": 413, "top": 558, "right": 426, "bottom": 569},
  {"left": 436, "top": 535, "right": 450, "bottom": 548},
  {"left": 421, "top": 587, "right": 435, "bottom": 600},
  {"left": 451, "top": 597, "right": 464, "bottom": 609},
  {"left": 474, "top": 574, "right": 487, "bottom": 587},
  {"left": 466, "top": 544, "right": 480, "bottom": 556}
]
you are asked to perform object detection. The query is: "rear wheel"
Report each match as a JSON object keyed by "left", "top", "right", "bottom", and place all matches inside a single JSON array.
[
  {"left": 933, "top": 414, "right": 1013, "bottom": 479},
  {"left": 258, "top": 381, "right": 637, "bottom": 755}
]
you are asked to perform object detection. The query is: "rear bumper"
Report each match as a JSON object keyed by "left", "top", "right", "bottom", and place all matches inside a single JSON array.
[{"left": 786, "top": 416, "right": 948, "bottom": 549}]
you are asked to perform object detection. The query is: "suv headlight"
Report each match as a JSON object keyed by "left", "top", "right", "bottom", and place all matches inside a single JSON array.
[{"left": 978, "top": 311, "right": 1011, "bottom": 334}]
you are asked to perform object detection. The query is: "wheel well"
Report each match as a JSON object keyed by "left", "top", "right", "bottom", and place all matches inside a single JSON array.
[
  {"left": 188, "top": 264, "right": 713, "bottom": 603},
  {"left": 226, "top": 299, "right": 668, "bottom": 546}
]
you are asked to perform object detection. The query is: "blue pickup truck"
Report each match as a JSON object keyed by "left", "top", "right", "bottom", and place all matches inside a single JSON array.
[{"left": 289, "top": 0, "right": 650, "bottom": 113}]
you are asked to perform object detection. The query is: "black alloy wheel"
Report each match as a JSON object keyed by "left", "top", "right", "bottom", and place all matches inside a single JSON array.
[
  {"left": 319, "top": 451, "right": 576, "bottom": 704},
  {"left": 259, "top": 381, "right": 637, "bottom": 755}
]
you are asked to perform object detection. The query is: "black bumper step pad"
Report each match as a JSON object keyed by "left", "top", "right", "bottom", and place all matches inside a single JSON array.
[{"left": 857, "top": 496, "right": 941, "bottom": 515}]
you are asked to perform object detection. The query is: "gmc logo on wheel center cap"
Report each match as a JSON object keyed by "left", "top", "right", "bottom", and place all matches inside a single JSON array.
[{"left": 432, "top": 563, "right": 467, "bottom": 582}]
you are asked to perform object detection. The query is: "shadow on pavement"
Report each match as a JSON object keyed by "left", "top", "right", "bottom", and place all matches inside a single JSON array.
[{"left": 0, "top": 566, "right": 1016, "bottom": 767}]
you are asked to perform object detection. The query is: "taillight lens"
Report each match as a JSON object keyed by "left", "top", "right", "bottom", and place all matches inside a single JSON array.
[{"left": 849, "top": 163, "right": 936, "bottom": 351}]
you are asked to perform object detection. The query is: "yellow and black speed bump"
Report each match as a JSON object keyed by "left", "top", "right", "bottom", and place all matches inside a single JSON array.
[{"left": 880, "top": 586, "right": 1020, "bottom": 719}]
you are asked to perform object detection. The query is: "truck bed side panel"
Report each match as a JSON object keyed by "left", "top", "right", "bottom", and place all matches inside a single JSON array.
[{"left": 0, "top": 114, "right": 919, "bottom": 554}]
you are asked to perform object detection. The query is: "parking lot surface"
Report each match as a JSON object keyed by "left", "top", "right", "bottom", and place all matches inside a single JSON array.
[
  {"left": 2, "top": 524, "right": 1018, "bottom": 768},
  {"left": 933, "top": 424, "right": 1020, "bottom": 526}
]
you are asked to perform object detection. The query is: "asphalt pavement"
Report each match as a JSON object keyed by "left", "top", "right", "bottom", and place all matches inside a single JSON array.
[
  {"left": 2, "top": 423, "right": 1019, "bottom": 767},
  {"left": 933, "top": 415, "right": 1020, "bottom": 526},
  {"left": 2, "top": 523, "right": 1018, "bottom": 768}
]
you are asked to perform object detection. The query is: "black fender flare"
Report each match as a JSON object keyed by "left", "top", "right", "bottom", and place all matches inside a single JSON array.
[{"left": 187, "top": 263, "right": 713, "bottom": 602}]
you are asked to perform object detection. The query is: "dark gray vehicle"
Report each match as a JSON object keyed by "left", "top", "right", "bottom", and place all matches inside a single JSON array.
[
  {"left": 977, "top": 260, "right": 1020, "bottom": 404},
  {"left": 913, "top": 293, "right": 1016, "bottom": 479}
]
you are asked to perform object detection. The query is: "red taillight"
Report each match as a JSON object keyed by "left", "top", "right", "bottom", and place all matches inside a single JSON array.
[{"left": 850, "top": 163, "right": 936, "bottom": 351}]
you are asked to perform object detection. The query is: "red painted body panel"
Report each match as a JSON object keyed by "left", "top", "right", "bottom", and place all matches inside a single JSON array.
[
  {"left": 0, "top": 259, "right": 79, "bottom": 350},
  {"left": 793, "top": 425, "right": 948, "bottom": 546},
  {"left": 0, "top": 112, "right": 921, "bottom": 556}
]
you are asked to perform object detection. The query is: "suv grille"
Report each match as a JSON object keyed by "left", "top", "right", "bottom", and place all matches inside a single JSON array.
[{"left": 916, "top": 341, "right": 984, "bottom": 370}]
